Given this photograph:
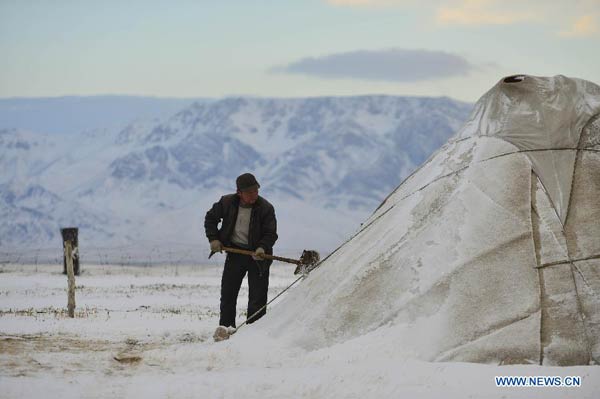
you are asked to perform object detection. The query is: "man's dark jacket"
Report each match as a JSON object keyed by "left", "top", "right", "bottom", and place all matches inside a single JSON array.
[{"left": 204, "top": 194, "right": 278, "bottom": 266}]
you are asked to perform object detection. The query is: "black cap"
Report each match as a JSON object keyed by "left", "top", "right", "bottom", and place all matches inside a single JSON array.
[{"left": 236, "top": 173, "right": 260, "bottom": 192}]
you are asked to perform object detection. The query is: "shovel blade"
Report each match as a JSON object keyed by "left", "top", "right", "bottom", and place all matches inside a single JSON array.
[{"left": 293, "top": 250, "right": 321, "bottom": 275}]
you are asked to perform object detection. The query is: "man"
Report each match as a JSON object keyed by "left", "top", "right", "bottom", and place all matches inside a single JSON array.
[{"left": 204, "top": 173, "right": 278, "bottom": 329}]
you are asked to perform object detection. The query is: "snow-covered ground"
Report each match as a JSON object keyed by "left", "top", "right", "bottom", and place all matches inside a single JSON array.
[{"left": 1, "top": 263, "right": 598, "bottom": 398}]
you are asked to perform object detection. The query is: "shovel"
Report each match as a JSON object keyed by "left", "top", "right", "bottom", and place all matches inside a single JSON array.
[
  {"left": 209, "top": 246, "right": 321, "bottom": 342},
  {"left": 209, "top": 246, "right": 320, "bottom": 275}
]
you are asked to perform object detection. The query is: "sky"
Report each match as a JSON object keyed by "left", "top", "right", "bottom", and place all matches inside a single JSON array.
[{"left": 1, "top": 0, "right": 599, "bottom": 102}]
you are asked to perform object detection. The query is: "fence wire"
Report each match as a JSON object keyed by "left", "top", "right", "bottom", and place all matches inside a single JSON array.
[{"left": 0, "top": 242, "right": 322, "bottom": 267}]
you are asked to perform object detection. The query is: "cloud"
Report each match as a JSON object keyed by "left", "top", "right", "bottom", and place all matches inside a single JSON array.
[
  {"left": 435, "top": 0, "right": 536, "bottom": 26},
  {"left": 270, "top": 49, "right": 474, "bottom": 82},
  {"left": 559, "top": 15, "right": 599, "bottom": 37},
  {"left": 326, "top": 0, "right": 600, "bottom": 37}
]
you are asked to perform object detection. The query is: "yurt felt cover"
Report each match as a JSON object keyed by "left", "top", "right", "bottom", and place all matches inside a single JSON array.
[{"left": 260, "top": 75, "right": 600, "bottom": 366}]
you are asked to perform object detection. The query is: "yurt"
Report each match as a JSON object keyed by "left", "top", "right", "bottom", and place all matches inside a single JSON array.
[{"left": 260, "top": 75, "right": 600, "bottom": 366}]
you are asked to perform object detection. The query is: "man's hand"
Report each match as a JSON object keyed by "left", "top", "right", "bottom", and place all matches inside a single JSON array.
[
  {"left": 252, "top": 247, "right": 265, "bottom": 260},
  {"left": 210, "top": 240, "right": 223, "bottom": 253}
]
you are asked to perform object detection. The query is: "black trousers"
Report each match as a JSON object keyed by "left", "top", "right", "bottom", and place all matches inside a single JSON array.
[{"left": 219, "top": 252, "right": 270, "bottom": 328}]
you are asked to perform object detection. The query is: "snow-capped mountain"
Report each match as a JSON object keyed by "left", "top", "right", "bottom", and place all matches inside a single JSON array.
[
  {"left": 0, "top": 96, "right": 472, "bottom": 258},
  {"left": 102, "top": 96, "right": 470, "bottom": 204},
  {"left": 0, "top": 181, "right": 114, "bottom": 247}
]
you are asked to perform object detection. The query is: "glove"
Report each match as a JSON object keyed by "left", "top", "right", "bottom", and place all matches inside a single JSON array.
[
  {"left": 210, "top": 240, "right": 222, "bottom": 253},
  {"left": 252, "top": 247, "right": 265, "bottom": 260}
]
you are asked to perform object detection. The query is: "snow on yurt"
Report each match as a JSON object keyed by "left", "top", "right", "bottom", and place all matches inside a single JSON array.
[{"left": 257, "top": 75, "right": 600, "bottom": 366}]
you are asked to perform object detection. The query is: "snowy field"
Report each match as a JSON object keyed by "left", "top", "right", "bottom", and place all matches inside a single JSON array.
[{"left": 1, "top": 263, "right": 599, "bottom": 398}]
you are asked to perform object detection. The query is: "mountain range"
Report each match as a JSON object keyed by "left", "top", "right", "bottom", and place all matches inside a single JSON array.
[{"left": 0, "top": 95, "right": 472, "bottom": 262}]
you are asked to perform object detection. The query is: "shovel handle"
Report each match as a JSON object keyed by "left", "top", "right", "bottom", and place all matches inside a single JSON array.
[{"left": 221, "top": 246, "right": 301, "bottom": 265}]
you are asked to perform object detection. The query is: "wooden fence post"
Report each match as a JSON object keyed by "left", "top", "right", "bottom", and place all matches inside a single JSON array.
[
  {"left": 65, "top": 241, "right": 76, "bottom": 318},
  {"left": 61, "top": 227, "right": 80, "bottom": 275}
]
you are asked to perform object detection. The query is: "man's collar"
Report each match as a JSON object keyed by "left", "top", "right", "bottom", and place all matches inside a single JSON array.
[{"left": 234, "top": 194, "right": 262, "bottom": 208}]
